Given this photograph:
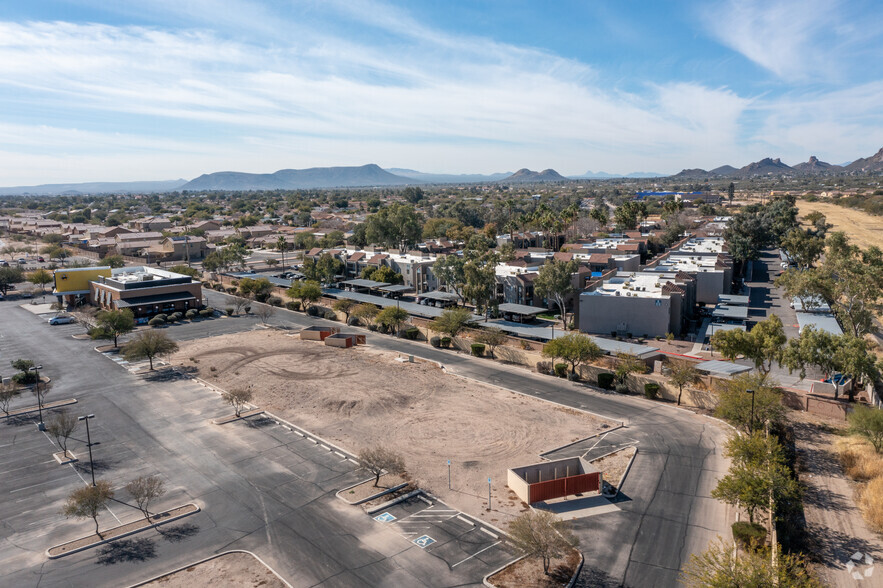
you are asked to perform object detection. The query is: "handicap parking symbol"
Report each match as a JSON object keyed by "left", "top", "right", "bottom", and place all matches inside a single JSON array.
[
  {"left": 413, "top": 535, "right": 436, "bottom": 549},
  {"left": 373, "top": 512, "right": 396, "bottom": 523}
]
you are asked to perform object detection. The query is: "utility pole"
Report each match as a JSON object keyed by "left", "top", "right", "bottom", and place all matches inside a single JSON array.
[{"left": 78, "top": 414, "right": 96, "bottom": 486}]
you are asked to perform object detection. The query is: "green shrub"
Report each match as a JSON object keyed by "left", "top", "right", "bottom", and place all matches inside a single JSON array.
[
  {"left": 223, "top": 307, "right": 233, "bottom": 317},
  {"left": 255, "top": 291, "right": 270, "bottom": 303},
  {"left": 430, "top": 336, "right": 441, "bottom": 348},
  {"left": 12, "top": 371, "right": 37, "bottom": 385},
  {"left": 226, "top": 287, "right": 237, "bottom": 294},
  {"left": 731, "top": 521, "right": 767, "bottom": 550},
  {"left": 324, "top": 310, "right": 337, "bottom": 320},
  {"left": 267, "top": 296, "right": 282, "bottom": 307},
  {"left": 471, "top": 342, "right": 486, "bottom": 357},
  {"left": 597, "top": 372, "right": 615, "bottom": 389},
  {"left": 244, "top": 305, "right": 251, "bottom": 314},
  {"left": 148, "top": 316, "right": 165, "bottom": 327},
  {"left": 199, "top": 309, "right": 212, "bottom": 318},
  {"left": 404, "top": 327, "right": 420, "bottom": 340},
  {"left": 285, "top": 301, "right": 299, "bottom": 311},
  {"left": 187, "top": 309, "right": 200, "bottom": 319},
  {"left": 644, "top": 383, "right": 660, "bottom": 399},
  {"left": 615, "top": 383, "right": 629, "bottom": 394},
  {"left": 347, "top": 317, "right": 360, "bottom": 326},
  {"left": 440, "top": 336, "right": 452, "bottom": 348},
  {"left": 306, "top": 306, "right": 321, "bottom": 317},
  {"left": 554, "top": 363, "right": 568, "bottom": 378},
  {"left": 165, "top": 313, "right": 178, "bottom": 323},
  {"left": 153, "top": 313, "right": 168, "bottom": 322}
]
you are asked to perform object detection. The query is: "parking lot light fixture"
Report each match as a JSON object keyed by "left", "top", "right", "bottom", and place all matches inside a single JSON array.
[
  {"left": 29, "top": 365, "right": 44, "bottom": 430},
  {"left": 78, "top": 414, "right": 96, "bottom": 486}
]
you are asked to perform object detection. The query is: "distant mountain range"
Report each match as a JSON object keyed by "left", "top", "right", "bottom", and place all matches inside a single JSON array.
[
  {"left": 386, "top": 168, "right": 511, "bottom": 183},
  {"left": 181, "top": 164, "right": 420, "bottom": 191},
  {"left": 668, "top": 148, "right": 883, "bottom": 179},
  {"left": 570, "top": 171, "right": 663, "bottom": 179},
  {"left": 2, "top": 146, "right": 882, "bottom": 195},
  {"left": 0, "top": 179, "right": 187, "bottom": 196}
]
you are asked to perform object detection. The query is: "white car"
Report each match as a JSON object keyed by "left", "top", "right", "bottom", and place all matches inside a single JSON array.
[{"left": 48, "top": 315, "right": 75, "bottom": 325}]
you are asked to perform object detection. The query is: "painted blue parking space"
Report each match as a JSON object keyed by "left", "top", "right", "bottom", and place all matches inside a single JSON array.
[
  {"left": 413, "top": 535, "right": 436, "bottom": 548},
  {"left": 374, "top": 512, "right": 396, "bottom": 523}
]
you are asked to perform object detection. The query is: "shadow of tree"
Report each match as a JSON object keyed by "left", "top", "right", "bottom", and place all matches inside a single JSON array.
[
  {"left": 574, "top": 565, "right": 623, "bottom": 588},
  {"left": 142, "top": 368, "right": 188, "bottom": 383},
  {"left": 804, "top": 523, "right": 882, "bottom": 564},
  {"left": 244, "top": 416, "right": 275, "bottom": 429},
  {"left": 158, "top": 522, "right": 200, "bottom": 543},
  {"left": 96, "top": 537, "right": 157, "bottom": 565}
]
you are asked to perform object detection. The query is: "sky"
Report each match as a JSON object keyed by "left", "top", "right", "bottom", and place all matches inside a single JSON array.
[{"left": 1, "top": 0, "right": 882, "bottom": 184}]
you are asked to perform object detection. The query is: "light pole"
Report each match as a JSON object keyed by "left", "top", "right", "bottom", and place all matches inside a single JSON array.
[
  {"left": 29, "top": 365, "right": 44, "bottom": 431},
  {"left": 746, "top": 389, "right": 755, "bottom": 433},
  {"left": 487, "top": 477, "right": 492, "bottom": 511},
  {"left": 448, "top": 460, "right": 451, "bottom": 490},
  {"left": 78, "top": 414, "right": 96, "bottom": 486}
]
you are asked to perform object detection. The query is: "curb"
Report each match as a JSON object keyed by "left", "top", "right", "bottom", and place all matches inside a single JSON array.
[
  {"left": 126, "top": 549, "right": 292, "bottom": 588},
  {"left": 336, "top": 480, "right": 409, "bottom": 505},
  {"left": 3, "top": 398, "right": 77, "bottom": 419},
  {"left": 538, "top": 424, "right": 626, "bottom": 459},
  {"left": 365, "top": 489, "right": 423, "bottom": 515},
  {"left": 47, "top": 503, "right": 201, "bottom": 559},
  {"left": 568, "top": 551, "right": 585, "bottom": 588},
  {"left": 483, "top": 554, "right": 527, "bottom": 587},
  {"left": 614, "top": 447, "right": 639, "bottom": 499}
]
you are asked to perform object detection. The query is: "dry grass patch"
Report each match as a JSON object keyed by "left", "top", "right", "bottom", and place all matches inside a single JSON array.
[
  {"left": 796, "top": 199, "right": 883, "bottom": 252},
  {"left": 488, "top": 550, "right": 580, "bottom": 587},
  {"left": 142, "top": 551, "right": 285, "bottom": 587},
  {"left": 835, "top": 437, "right": 883, "bottom": 482},
  {"left": 858, "top": 477, "right": 883, "bottom": 533}
]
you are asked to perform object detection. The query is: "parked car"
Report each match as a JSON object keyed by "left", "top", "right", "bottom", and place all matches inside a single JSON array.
[
  {"left": 37, "top": 256, "right": 45, "bottom": 262},
  {"left": 0, "top": 261, "right": 8, "bottom": 267},
  {"left": 48, "top": 315, "right": 75, "bottom": 325},
  {"left": 17, "top": 258, "right": 27, "bottom": 264}
]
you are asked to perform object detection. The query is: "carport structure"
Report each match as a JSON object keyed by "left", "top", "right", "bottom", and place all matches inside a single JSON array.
[
  {"left": 340, "top": 278, "right": 389, "bottom": 293},
  {"left": 496, "top": 302, "right": 548, "bottom": 323},
  {"left": 416, "top": 290, "right": 460, "bottom": 308},
  {"left": 695, "top": 359, "right": 752, "bottom": 378}
]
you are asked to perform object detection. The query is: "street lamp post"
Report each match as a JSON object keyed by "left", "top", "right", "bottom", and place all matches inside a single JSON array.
[
  {"left": 29, "top": 365, "right": 44, "bottom": 430},
  {"left": 746, "top": 389, "right": 755, "bottom": 433},
  {"left": 78, "top": 414, "right": 96, "bottom": 486}
]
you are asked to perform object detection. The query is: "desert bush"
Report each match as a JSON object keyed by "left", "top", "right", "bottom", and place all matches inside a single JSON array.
[
  {"left": 153, "top": 314, "right": 168, "bottom": 322},
  {"left": 226, "top": 287, "right": 237, "bottom": 294},
  {"left": 285, "top": 301, "right": 299, "bottom": 311},
  {"left": 148, "top": 316, "right": 165, "bottom": 327},
  {"left": 306, "top": 306, "right": 321, "bottom": 317},
  {"left": 536, "top": 361, "right": 552, "bottom": 375},
  {"left": 597, "top": 372, "right": 615, "bottom": 389},
  {"left": 731, "top": 521, "right": 767, "bottom": 550},
  {"left": 347, "top": 317, "right": 360, "bottom": 326},
  {"left": 430, "top": 336, "right": 441, "bottom": 348},
  {"left": 324, "top": 310, "right": 337, "bottom": 320},
  {"left": 199, "top": 309, "right": 212, "bottom": 318},
  {"left": 244, "top": 305, "right": 251, "bottom": 313},
  {"left": 187, "top": 309, "right": 200, "bottom": 319},
  {"left": 644, "top": 383, "right": 660, "bottom": 399},
  {"left": 471, "top": 343, "right": 485, "bottom": 357},
  {"left": 554, "top": 363, "right": 568, "bottom": 378},
  {"left": 12, "top": 371, "right": 38, "bottom": 385},
  {"left": 440, "top": 336, "right": 451, "bottom": 348},
  {"left": 169, "top": 312, "right": 184, "bottom": 322},
  {"left": 267, "top": 296, "right": 282, "bottom": 307},
  {"left": 224, "top": 307, "right": 233, "bottom": 317},
  {"left": 403, "top": 327, "right": 419, "bottom": 340},
  {"left": 859, "top": 477, "right": 883, "bottom": 532},
  {"left": 615, "top": 383, "right": 630, "bottom": 394}
]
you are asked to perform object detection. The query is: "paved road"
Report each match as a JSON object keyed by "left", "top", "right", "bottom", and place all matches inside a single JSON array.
[
  {"left": 0, "top": 300, "right": 514, "bottom": 587},
  {"left": 201, "top": 290, "right": 733, "bottom": 587}
]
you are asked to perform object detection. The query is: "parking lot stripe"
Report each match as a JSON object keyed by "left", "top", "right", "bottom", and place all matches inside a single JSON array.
[
  {"left": 451, "top": 541, "right": 502, "bottom": 568},
  {"left": 479, "top": 528, "right": 498, "bottom": 539},
  {"left": 456, "top": 515, "right": 475, "bottom": 526}
]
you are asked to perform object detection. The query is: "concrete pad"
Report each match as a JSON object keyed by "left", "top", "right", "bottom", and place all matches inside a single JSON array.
[
  {"left": 19, "top": 303, "right": 56, "bottom": 314},
  {"left": 532, "top": 494, "right": 620, "bottom": 520}
]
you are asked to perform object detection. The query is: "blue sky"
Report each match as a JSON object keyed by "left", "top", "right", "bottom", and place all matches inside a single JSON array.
[{"left": 1, "top": 0, "right": 882, "bottom": 184}]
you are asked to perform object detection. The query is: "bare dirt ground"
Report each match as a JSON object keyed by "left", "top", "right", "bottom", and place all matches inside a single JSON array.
[
  {"left": 796, "top": 199, "right": 883, "bottom": 251},
  {"left": 173, "top": 330, "right": 611, "bottom": 524},
  {"left": 790, "top": 412, "right": 883, "bottom": 588},
  {"left": 143, "top": 551, "right": 285, "bottom": 587}
]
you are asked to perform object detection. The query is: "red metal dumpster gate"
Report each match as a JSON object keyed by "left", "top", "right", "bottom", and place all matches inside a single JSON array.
[{"left": 527, "top": 472, "right": 601, "bottom": 503}]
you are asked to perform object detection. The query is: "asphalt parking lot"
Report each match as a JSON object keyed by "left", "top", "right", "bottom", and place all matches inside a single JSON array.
[
  {"left": 0, "top": 300, "right": 520, "bottom": 587},
  {"left": 370, "top": 494, "right": 518, "bottom": 580}
]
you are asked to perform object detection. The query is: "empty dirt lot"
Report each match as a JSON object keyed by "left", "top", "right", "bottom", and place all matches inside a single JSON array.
[
  {"left": 797, "top": 199, "right": 883, "bottom": 251},
  {"left": 173, "top": 330, "right": 611, "bottom": 522}
]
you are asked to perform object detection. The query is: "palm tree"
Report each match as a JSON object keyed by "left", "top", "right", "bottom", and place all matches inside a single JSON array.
[{"left": 276, "top": 235, "right": 287, "bottom": 269}]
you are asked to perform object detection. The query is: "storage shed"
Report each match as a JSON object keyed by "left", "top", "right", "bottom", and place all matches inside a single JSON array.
[
  {"left": 324, "top": 333, "right": 365, "bottom": 348},
  {"left": 300, "top": 325, "right": 339, "bottom": 341}
]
